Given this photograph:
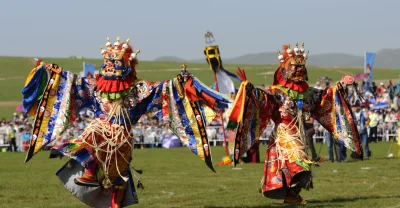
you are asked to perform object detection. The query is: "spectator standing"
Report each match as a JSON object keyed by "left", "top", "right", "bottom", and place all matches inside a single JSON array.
[
  {"left": 6, "top": 122, "right": 17, "bottom": 152},
  {"left": 324, "top": 130, "right": 346, "bottom": 162},
  {"left": 206, "top": 127, "right": 217, "bottom": 141},
  {"left": 368, "top": 109, "right": 379, "bottom": 143},
  {"left": 305, "top": 117, "right": 320, "bottom": 162},
  {"left": 396, "top": 95, "right": 400, "bottom": 111},
  {"left": 352, "top": 102, "right": 371, "bottom": 159},
  {"left": 362, "top": 80, "right": 369, "bottom": 94},
  {"left": 388, "top": 80, "right": 395, "bottom": 102},
  {"left": 396, "top": 81, "right": 400, "bottom": 96},
  {"left": 377, "top": 82, "right": 386, "bottom": 96},
  {"left": 145, "top": 122, "right": 159, "bottom": 148},
  {"left": 370, "top": 82, "right": 377, "bottom": 95},
  {"left": 314, "top": 82, "right": 323, "bottom": 90}
]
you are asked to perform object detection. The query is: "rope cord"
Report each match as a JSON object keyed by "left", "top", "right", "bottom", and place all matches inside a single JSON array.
[
  {"left": 266, "top": 111, "right": 313, "bottom": 174},
  {"left": 80, "top": 98, "right": 134, "bottom": 185}
]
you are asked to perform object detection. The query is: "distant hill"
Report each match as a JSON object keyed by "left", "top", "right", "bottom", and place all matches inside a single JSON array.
[
  {"left": 153, "top": 56, "right": 186, "bottom": 63},
  {"left": 154, "top": 48, "right": 400, "bottom": 69},
  {"left": 374, "top": 48, "right": 400, "bottom": 69},
  {"left": 307, "top": 53, "right": 363, "bottom": 67}
]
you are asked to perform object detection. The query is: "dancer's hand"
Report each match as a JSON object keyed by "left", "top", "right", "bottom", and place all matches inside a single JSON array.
[
  {"left": 180, "top": 64, "right": 192, "bottom": 81},
  {"left": 45, "top": 63, "right": 62, "bottom": 74},
  {"left": 340, "top": 75, "right": 355, "bottom": 87}
]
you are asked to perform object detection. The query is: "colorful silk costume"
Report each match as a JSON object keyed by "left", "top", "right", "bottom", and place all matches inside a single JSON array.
[
  {"left": 22, "top": 37, "right": 231, "bottom": 207},
  {"left": 226, "top": 43, "right": 363, "bottom": 204}
]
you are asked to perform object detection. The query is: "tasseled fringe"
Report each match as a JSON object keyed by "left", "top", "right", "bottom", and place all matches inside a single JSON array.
[
  {"left": 131, "top": 167, "right": 143, "bottom": 175},
  {"left": 137, "top": 179, "right": 144, "bottom": 190},
  {"left": 131, "top": 166, "right": 144, "bottom": 189}
]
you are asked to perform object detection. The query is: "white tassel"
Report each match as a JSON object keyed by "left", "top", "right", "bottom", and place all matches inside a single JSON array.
[{"left": 294, "top": 48, "right": 299, "bottom": 53}]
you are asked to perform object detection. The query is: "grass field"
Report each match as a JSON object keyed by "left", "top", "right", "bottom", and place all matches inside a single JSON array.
[
  {"left": 0, "top": 56, "right": 400, "bottom": 118},
  {"left": 1, "top": 142, "right": 400, "bottom": 208}
]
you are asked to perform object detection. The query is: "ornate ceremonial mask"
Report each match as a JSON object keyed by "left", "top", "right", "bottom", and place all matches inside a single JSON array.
[
  {"left": 277, "top": 43, "right": 309, "bottom": 83},
  {"left": 100, "top": 36, "right": 140, "bottom": 80}
]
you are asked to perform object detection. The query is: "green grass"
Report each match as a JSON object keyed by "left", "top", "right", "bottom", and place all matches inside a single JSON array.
[{"left": 0, "top": 142, "right": 400, "bottom": 208}]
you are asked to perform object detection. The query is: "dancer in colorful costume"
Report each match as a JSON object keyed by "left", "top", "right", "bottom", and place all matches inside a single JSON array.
[
  {"left": 21, "top": 36, "right": 231, "bottom": 207},
  {"left": 226, "top": 43, "right": 364, "bottom": 205}
]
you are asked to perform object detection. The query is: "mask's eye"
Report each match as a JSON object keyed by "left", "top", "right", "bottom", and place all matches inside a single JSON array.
[
  {"left": 294, "top": 65, "right": 305, "bottom": 70},
  {"left": 115, "top": 60, "right": 123, "bottom": 66}
]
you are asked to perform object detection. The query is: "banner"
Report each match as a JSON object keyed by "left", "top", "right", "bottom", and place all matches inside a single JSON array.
[
  {"left": 83, "top": 62, "right": 96, "bottom": 78},
  {"left": 215, "top": 68, "right": 236, "bottom": 95},
  {"left": 204, "top": 45, "right": 241, "bottom": 97},
  {"left": 364, "top": 52, "right": 376, "bottom": 87}
]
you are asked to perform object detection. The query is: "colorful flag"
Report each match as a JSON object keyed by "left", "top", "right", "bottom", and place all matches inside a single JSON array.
[
  {"left": 364, "top": 52, "right": 376, "bottom": 87},
  {"left": 83, "top": 62, "right": 96, "bottom": 78},
  {"left": 204, "top": 45, "right": 241, "bottom": 96},
  {"left": 215, "top": 68, "right": 236, "bottom": 95}
]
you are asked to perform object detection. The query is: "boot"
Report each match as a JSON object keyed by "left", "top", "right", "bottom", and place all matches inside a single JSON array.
[
  {"left": 74, "top": 168, "right": 100, "bottom": 187},
  {"left": 283, "top": 188, "right": 307, "bottom": 205}
]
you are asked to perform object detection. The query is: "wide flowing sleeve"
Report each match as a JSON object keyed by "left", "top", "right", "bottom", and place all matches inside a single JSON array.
[
  {"left": 23, "top": 64, "right": 97, "bottom": 162},
  {"left": 226, "top": 68, "right": 277, "bottom": 166},
  {"left": 130, "top": 74, "right": 231, "bottom": 171},
  {"left": 22, "top": 64, "right": 50, "bottom": 116},
  {"left": 310, "top": 80, "right": 363, "bottom": 158}
]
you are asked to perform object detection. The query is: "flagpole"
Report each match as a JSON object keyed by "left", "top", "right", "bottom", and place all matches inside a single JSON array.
[
  {"left": 364, "top": 51, "right": 366, "bottom": 74},
  {"left": 370, "top": 52, "right": 373, "bottom": 88},
  {"left": 83, "top": 61, "right": 86, "bottom": 77},
  {"left": 213, "top": 71, "right": 230, "bottom": 157},
  {"left": 204, "top": 31, "right": 231, "bottom": 163}
]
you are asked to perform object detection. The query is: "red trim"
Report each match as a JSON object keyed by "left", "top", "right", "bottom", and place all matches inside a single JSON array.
[
  {"left": 96, "top": 73, "right": 135, "bottom": 93},
  {"left": 35, "top": 59, "right": 44, "bottom": 67}
]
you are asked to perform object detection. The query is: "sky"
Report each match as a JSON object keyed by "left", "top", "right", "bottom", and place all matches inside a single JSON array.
[{"left": 0, "top": 0, "right": 399, "bottom": 60}]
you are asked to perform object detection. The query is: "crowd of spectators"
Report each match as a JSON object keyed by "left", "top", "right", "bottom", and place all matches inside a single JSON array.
[
  {"left": 311, "top": 79, "right": 400, "bottom": 162},
  {"left": 325, "top": 80, "right": 399, "bottom": 139},
  {"left": 0, "top": 113, "right": 32, "bottom": 152}
]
